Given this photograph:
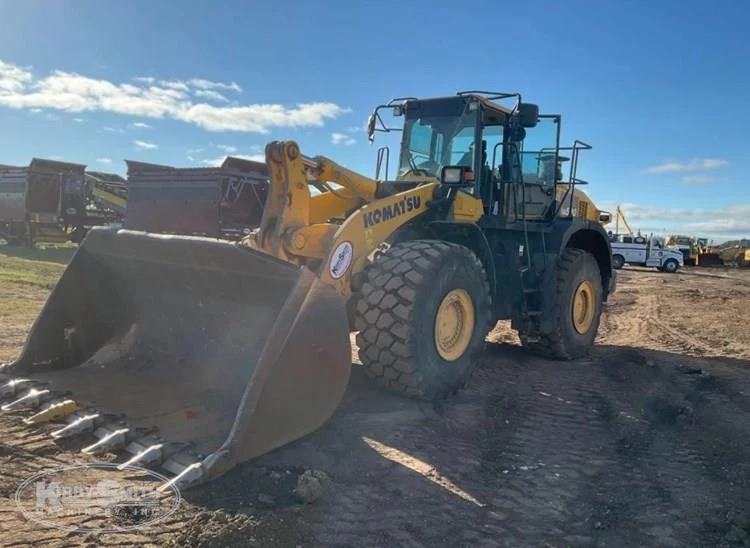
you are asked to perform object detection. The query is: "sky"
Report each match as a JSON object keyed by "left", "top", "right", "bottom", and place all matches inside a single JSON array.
[{"left": 0, "top": 0, "right": 748, "bottom": 241}]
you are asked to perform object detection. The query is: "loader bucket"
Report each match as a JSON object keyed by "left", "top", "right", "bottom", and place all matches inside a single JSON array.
[{"left": 3, "top": 227, "right": 351, "bottom": 488}]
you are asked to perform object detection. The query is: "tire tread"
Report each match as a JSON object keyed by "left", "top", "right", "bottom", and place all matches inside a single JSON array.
[{"left": 355, "top": 240, "right": 490, "bottom": 399}]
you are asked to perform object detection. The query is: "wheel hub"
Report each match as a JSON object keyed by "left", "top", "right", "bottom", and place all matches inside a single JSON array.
[
  {"left": 572, "top": 280, "right": 595, "bottom": 334},
  {"left": 434, "top": 289, "right": 475, "bottom": 361}
]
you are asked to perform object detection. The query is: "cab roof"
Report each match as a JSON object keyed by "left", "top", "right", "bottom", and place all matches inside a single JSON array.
[{"left": 402, "top": 91, "right": 517, "bottom": 116}]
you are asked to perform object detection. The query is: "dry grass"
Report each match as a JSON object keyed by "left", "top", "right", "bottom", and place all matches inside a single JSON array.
[{"left": 0, "top": 243, "right": 74, "bottom": 361}]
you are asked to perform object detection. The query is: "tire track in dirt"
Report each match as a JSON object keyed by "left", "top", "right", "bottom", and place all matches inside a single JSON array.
[
  {"left": 599, "top": 278, "right": 712, "bottom": 357},
  {"left": 597, "top": 288, "right": 645, "bottom": 345},
  {"left": 640, "top": 292, "right": 715, "bottom": 356}
]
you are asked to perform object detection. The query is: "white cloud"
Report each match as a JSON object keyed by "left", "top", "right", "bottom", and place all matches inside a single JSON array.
[
  {"left": 215, "top": 144, "right": 237, "bottom": 153},
  {"left": 45, "top": 112, "right": 60, "bottom": 121},
  {"left": 159, "top": 80, "right": 190, "bottom": 92},
  {"left": 178, "top": 102, "right": 350, "bottom": 132},
  {"left": 200, "top": 153, "right": 265, "bottom": 167},
  {"left": 0, "top": 59, "right": 32, "bottom": 94},
  {"left": 600, "top": 201, "right": 750, "bottom": 241},
  {"left": 332, "top": 132, "right": 356, "bottom": 146},
  {"left": 29, "top": 108, "right": 42, "bottom": 114},
  {"left": 96, "top": 157, "right": 112, "bottom": 164},
  {"left": 103, "top": 126, "right": 124, "bottom": 133},
  {"left": 195, "top": 89, "right": 229, "bottom": 103},
  {"left": 643, "top": 158, "right": 729, "bottom": 174},
  {"left": 133, "top": 139, "right": 158, "bottom": 150},
  {"left": 129, "top": 121, "right": 151, "bottom": 129},
  {"left": 188, "top": 78, "right": 242, "bottom": 93},
  {"left": 73, "top": 117, "right": 85, "bottom": 123},
  {"left": 0, "top": 59, "right": 349, "bottom": 133}
]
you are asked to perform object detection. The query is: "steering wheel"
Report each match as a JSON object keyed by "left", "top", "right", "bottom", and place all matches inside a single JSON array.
[
  {"left": 404, "top": 159, "right": 442, "bottom": 178},
  {"left": 402, "top": 167, "right": 431, "bottom": 177}
]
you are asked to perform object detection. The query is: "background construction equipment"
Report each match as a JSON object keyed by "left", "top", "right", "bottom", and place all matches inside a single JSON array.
[
  {"left": 0, "top": 156, "right": 270, "bottom": 246},
  {"left": 0, "top": 159, "right": 124, "bottom": 246}
]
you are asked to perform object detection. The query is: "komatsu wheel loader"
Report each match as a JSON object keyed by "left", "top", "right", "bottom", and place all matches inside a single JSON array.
[{"left": 1, "top": 91, "right": 615, "bottom": 491}]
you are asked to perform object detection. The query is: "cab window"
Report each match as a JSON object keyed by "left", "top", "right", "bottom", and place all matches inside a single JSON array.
[{"left": 449, "top": 126, "right": 474, "bottom": 166}]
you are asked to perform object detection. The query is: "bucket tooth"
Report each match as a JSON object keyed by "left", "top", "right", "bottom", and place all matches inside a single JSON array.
[
  {"left": 0, "top": 379, "right": 32, "bottom": 399},
  {"left": 159, "top": 449, "right": 226, "bottom": 492},
  {"left": 24, "top": 399, "right": 81, "bottom": 425},
  {"left": 117, "top": 443, "right": 164, "bottom": 470},
  {"left": 120, "top": 437, "right": 192, "bottom": 470},
  {"left": 1, "top": 389, "right": 51, "bottom": 411},
  {"left": 82, "top": 427, "right": 130, "bottom": 455},
  {"left": 158, "top": 461, "right": 204, "bottom": 493},
  {"left": 51, "top": 413, "right": 100, "bottom": 439}
]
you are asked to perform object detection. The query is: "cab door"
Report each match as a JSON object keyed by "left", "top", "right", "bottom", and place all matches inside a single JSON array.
[
  {"left": 646, "top": 240, "right": 663, "bottom": 267},
  {"left": 518, "top": 115, "right": 560, "bottom": 220}
]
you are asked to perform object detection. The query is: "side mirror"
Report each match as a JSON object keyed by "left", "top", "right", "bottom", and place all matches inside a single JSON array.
[{"left": 518, "top": 103, "right": 539, "bottom": 128}]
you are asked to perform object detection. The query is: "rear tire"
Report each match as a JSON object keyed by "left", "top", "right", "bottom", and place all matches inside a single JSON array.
[
  {"left": 354, "top": 240, "right": 491, "bottom": 400},
  {"left": 612, "top": 254, "right": 625, "bottom": 270},
  {"left": 520, "top": 248, "right": 603, "bottom": 360}
]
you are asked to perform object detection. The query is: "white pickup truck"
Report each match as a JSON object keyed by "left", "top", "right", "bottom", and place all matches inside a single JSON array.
[{"left": 610, "top": 235, "right": 684, "bottom": 273}]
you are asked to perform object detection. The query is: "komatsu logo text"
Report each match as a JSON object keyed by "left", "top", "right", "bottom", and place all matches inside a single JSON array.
[{"left": 363, "top": 196, "right": 422, "bottom": 228}]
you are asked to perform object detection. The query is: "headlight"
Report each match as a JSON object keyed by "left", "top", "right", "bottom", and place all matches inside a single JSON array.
[
  {"left": 440, "top": 166, "right": 474, "bottom": 185},
  {"left": 441, "top": 166, "right": 463, "bottom": 185}
]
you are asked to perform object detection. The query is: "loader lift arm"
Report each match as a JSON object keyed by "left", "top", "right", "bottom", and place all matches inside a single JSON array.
[{"left": 246, "top": 140, "right": 439, "bottom": 296}]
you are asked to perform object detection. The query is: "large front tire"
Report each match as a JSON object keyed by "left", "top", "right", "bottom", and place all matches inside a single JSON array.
[
  {"left": 521, "top": 248, "right": 603, "bottom": 359},
  {"left": 354, "top": 240, "right": 491, "bottom": 400}
]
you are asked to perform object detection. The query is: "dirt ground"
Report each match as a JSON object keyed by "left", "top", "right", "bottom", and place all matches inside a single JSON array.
[{"left": 2, "top": 245, "right": 750, "bottom": 547}]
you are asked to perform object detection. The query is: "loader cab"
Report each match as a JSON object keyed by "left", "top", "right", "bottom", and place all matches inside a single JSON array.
[{"left": 377, "top": 93, "right": 565, "bottom": 224}]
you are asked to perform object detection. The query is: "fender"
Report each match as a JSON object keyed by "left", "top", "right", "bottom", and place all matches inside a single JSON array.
[
  {"left": 425, "top": 220, "right": 498, "bottom": 300},
  {"left": 553, "top": 218, "right": 616, "bottom": 299}
]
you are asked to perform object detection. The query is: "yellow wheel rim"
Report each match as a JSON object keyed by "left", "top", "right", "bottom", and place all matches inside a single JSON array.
[
  {"left": 434, "top": 289, "right": 475, "bottom": 361},
  {"left": 572, "top": 280, "right": 596, "bottom": 334}
]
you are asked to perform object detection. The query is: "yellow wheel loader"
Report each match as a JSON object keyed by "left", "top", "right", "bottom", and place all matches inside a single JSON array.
[
  {"left": 719, "top": 238, "right": 750, "bottom": 267},
  {"left": 1, "top": 91, "right": 615, "bottom": 491}
]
